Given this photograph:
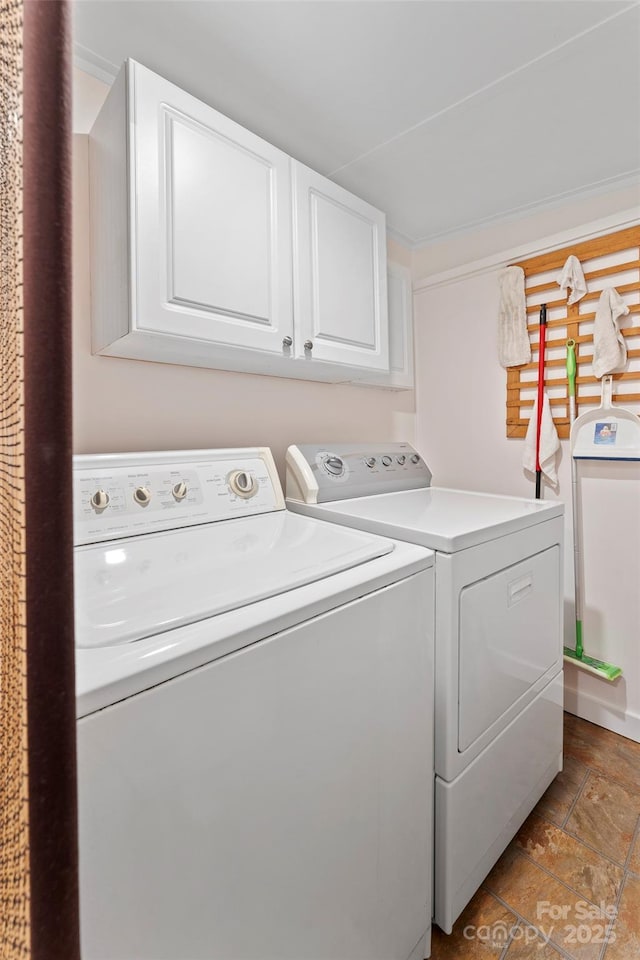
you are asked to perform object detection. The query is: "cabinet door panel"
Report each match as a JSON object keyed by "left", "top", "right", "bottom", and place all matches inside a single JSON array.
[
  {"left": 169, "top": 117, "right": 272, "bottom": 322},
  {"left": 293, "top": 162, "right": 388, "bottom": 371},
  {"left": 312, "top": 195, "right": 377, "bottom": 347},
  {"left": 133, "top": 62, "right": 293, "bottom": 353}
]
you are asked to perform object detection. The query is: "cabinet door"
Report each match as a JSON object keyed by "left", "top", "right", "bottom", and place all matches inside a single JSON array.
[
  {"left": 292, "top": 162, "right": 388, "bottom": 371},
  {"left": 349, "top": 262, "right": 414, "bottom": 390},
  {"left": 386, "top": 262, "right": 415, "bottom": 388},
  {"left": 132, "top": 61, "right": 293, "bottom": 354}
]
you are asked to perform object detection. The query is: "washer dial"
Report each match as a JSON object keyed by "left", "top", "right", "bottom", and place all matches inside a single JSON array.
[
  {"left": 228, "top": 470, "right": 258, "bottom": 499},
  {"left": 91, "top": 489, "right": 110, "bottom": 510},
  {"left": 172, "top": 481, "right": 188, "bottom": 501},
  {"left": 133, "top": 485, "right": 152, "bottom": 506}
]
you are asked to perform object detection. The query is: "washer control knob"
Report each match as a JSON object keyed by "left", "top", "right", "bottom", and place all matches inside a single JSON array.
[
  {"left": 396, "top": 455, "right": 406, "bottom": 465},
  {"left": 365, "top": 457, "right": 377, "bottom": 468},
  {"left": 91, "top": 489, "right": 110, "bottom": 510},
  {"left": 133, "top": 485, "right": 152, "bottom": 506},
  {"left": 324, "top": 456, "right": 344, "bottom": 476},
  {"left": 411, "top": 454, "right": 421, "bottom": 464},
  {"left": 381, "top": 455, "right": 392, "bottom": 467},
  {"left": 228, "top": 470, "right": 258, "bottom": 499},
  {"left": 172, "top": 481, "right": 188, "bottom": 501}
]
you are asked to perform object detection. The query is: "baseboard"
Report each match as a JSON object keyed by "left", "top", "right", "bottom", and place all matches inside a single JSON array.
[{"left": 564, "top": 685, "right": 640, "bottom": 744}]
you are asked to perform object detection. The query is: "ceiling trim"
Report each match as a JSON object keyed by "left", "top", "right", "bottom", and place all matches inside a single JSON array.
[
  {"left": 413, "top": 207, "right": 640, "bottom": 292},
  {"left": 403, "top": 169, "right": 640, "bottom": 249},
  {"left": 385, "top": 224, "right": 415, "bottom": 249},
  {"left": 74, "top": 43, "right": 118, "bottom": 85}
]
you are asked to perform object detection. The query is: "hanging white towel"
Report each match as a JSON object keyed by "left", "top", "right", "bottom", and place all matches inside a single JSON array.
[
  {"left": 497, "top": 266, "right": 530, "bottom": 367},
  {"left": 592, "top": 286, "right": 629, "bottom": 379},
  {"left": 557, "top": 255, "right": 587, "bottom": 305},
  {"left": 523, "top": 392, "right": 560, "bottom": 487}
]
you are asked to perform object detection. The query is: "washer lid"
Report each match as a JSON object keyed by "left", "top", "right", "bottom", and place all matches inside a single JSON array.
[
  {"left": 75, "top": 511, "right": 394, "bottom": 648},
  {"left": 291, "top": 486, "right": 563, "bottom": 553}
]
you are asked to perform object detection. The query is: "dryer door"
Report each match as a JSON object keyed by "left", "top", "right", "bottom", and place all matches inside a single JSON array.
[{"left": 458, "top": 545, "right": 561, "bottom": 752}]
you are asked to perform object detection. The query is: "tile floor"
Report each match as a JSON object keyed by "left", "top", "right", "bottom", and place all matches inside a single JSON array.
[{"left": 430, "top": 713, "right": 640, "bottom": 959}]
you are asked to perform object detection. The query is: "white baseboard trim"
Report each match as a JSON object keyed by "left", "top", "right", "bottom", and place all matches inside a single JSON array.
[{"left": 564, "top": 684, "right": 640, "bottom": 744}]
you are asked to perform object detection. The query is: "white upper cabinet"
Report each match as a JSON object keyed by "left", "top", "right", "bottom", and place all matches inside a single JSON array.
[
  {"left": 93, "top": 61, "right": 293, "bottom": 360},
  {"left": 90, "top": 61, "right": 389, "bottom": 382},
  {"left": 293, "top": 163, "right": 388, "bottom": 372}
]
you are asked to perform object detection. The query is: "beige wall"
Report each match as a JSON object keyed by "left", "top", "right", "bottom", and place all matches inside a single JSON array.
[
  {"left": 72, "top": 70, "right": 415, "bottom": 479},
  {"left": 413, "top": 204, "right": 640, "bottom": 741}
]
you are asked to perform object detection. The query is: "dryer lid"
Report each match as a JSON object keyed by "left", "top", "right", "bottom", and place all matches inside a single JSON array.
[
  {"left": 75, "top": 511, "right": 393, "bottom": 648},
  {"left": 294, "top": 486, "right": 563, "bottom": 552}
]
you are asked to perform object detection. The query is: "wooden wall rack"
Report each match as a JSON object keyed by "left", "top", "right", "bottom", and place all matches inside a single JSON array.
[{"left": 506, "top": 225, "right": 640, "bottom": 439}]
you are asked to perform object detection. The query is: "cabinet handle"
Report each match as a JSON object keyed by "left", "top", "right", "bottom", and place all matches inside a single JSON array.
[
  {"left": 304, "top": 340, "right": 313, "bottom": 351},
  {"left": 282, "top": 336, "right": 293, "bottom": 348}
]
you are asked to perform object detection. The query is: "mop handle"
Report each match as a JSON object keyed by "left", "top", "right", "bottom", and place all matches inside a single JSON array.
[
  {"left": 566, "top": 338, "right": 583, "bottom": 657},
  {"left": 535, "top": 304, "right": 547, "bottom": 498},
  {"left": 566, "top": 338, "right": 576, "bottom": 424}
]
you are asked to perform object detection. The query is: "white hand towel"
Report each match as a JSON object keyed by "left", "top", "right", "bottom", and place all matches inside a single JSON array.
[
  {"left": 557, "top": 255, "right": 587, "bottom": 304},
  {"left": 497, "top": 266, "right": 530, "bottom": 368},
  {"left": 592, "top": 286, "right": 629, "bottom": 379},
  {"left": 523, "top": 392, "right": 560, "bottom": 487}
]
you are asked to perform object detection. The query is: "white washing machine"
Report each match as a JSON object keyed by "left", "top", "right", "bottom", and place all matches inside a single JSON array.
[
  {"left": 286, "top": 442, "right": 564, "bottom": 935},
  {"left": 74, "top": 447, "right": 435, "bottom": 960}
]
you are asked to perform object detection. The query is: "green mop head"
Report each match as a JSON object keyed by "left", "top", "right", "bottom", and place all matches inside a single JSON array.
[{"left": 563, "top": 622, "right": 622, "bottom": 681}]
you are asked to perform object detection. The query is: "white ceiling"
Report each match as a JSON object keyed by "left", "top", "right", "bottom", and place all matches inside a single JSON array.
[{"left": 73, "top": 0, "right": 640, "bottom": 246}]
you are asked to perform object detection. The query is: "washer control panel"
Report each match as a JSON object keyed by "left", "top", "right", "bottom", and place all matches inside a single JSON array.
[
  {"left": 286, "top": 443, "right": 432, "bottom": 504},
  {"left": 74, "top": 447, "right": 284, "bottom": 545}
]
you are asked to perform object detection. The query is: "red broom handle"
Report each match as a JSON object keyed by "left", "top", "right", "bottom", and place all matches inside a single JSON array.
[{"left": 535, "top": 304, "right": 547, "bottom": 497}]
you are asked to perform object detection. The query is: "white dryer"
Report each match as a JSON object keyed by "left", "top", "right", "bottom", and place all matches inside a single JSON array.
[
  {"left": 74, "top": 447, "right": 435, "bottom": 960},
  {"left": 286, "top": 442, "right": 564, "bottom": 935}
]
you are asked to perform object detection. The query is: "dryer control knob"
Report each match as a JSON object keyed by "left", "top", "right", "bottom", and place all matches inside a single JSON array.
[
  {"left": 411, "top": 454, "right": 421, "bottom": 464},
  {"left": 91, "top": 489, "right": 110, "bottom": 510},
  {"left": 396, "top": 455, "right": 406, "bottom": 465},
  {"left": 381, "top": 456, "right": 392, "bottom": 467},
  {"left": 172, "top": 481, "right": 188, "bottom": 501},
  {"left": 228, "top": 470, "right": 258, "bottom": 499},
  {"left": 365, "top": 457, "right": 377, "bottom": 468},
  {"left": 133, "top": 485, "right": 152, "bottom": 506},
  {"left": 323, "top": 456, "right": 345, "bottom": 476}
]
